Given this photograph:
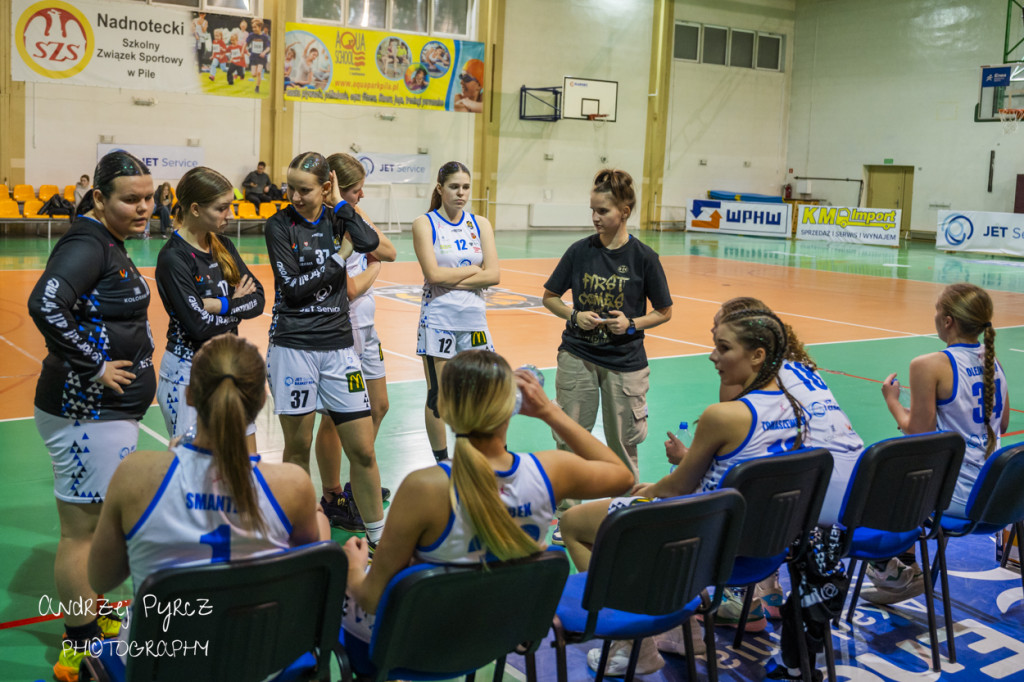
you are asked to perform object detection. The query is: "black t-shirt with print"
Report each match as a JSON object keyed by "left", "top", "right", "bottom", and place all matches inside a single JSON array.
[{"left": 544, "top": 234, "right": 672, "bottom": 372}]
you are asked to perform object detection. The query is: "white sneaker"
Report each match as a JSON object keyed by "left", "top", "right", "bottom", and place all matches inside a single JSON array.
[
  {"left": 653, "top": 617, "right": 706, "bottom": 656},
  {"left": 863, "top": 558, "right": 924, "bottom": 604},
  {"left": 753, "top": 572, "right": 785, "bottom": 619},
  {"left": 587, "top": 638, "right": 665, "bottom": 676}
]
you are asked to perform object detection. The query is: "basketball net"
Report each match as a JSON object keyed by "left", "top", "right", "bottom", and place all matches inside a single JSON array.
[{"left": 998, "top": 108, "right": 1024, "bottom": 134}]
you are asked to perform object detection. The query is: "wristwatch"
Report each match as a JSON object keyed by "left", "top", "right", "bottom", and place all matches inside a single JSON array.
[{"left": 627, "top": 318, "right": 636, "bottom": 335}]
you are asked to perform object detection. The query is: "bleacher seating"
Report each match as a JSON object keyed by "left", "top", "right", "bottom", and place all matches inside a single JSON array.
[
  {"left": 12, "top": 185, "right": 35, "bottom": 203},
  {"left": 23, "top": 199, "right": 44, "bottom": 219},
  {"left": 38, "top": 185, "right": 59, "bottom": 202},
  {"left": 63, "top": 185, "right": 76, "bottom": 203},
  {"left": 0, "top": 200, "right": 21, "bottom": 219},
  {"left": 0, "top": 185, "right": 10, "bottom": 201}
]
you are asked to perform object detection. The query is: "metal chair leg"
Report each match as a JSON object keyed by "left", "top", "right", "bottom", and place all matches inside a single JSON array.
[
  {"left": 919, "top": 537, "right": 942, "bottom": 672},
  {"left": 594, "top": 639, "right": 611, "bottom": 682},
  {"left": 935, "top": 531, "right": 956, "bottom": 663},
  {"left": 623, "top": 637, "right": 642, "bottom": 682},
  {"left": 491, "top": 655, "right": 506, "bottom": 682},
  {"left": 845, "top": 560, "right": 868, "bottom": 624},
  {"left": 682, "top": 617, "right": 699, "bottom": 682},
  {"left": 733, "top": 585, "right": 755, "bottom": 649}
]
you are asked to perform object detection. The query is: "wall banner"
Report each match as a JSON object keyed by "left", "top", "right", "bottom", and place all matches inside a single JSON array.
[
  {"left": 358, "top": 153, "right": 431, "bottom": 184},
  {"left": 686, "top": 199, "right": 790, "bottom": 237},
  {"left": 283, "top": 22, "right": 484, "bottom": 112},
  {"left": 796, "top": 205, "right": 901, "bottom": 246},
  {"left": 97, "top": 143, "right": 204, "bottom": 180},
  {"left": 11, "top": 0, "right": 270, "bottom": 99},
  {"left": 937, "top": 210, "right": 1024, "bottom": 257}
]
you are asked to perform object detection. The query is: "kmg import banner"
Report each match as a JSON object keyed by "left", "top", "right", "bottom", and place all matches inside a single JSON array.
[
  {"left": 11, "top": 0, "right": 270, "bottom": 99},
  {"left": 283, "top": 22, "right": 484, "bottom": 112},
  {"left": 797, "top": 205, "right": 901, "bottom": 246},
  {"left": 937, "top": 210, "right": 1024, "bottom": 257},
  {"left": 687, "top": 199, "right": 790, "bottom": 237}
]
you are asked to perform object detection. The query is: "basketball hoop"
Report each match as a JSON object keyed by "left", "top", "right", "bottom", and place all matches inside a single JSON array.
[
  {"left": 998, "top": 108, "right": 1024, "bottom": 133},
  {"left": 586, "top": 113, "right": 609, "bottom": 122}
]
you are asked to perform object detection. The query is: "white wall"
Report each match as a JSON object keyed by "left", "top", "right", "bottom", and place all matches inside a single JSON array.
[
  {"left": 24, "top": 82, "right": 263, "bottom": 189},
  {"left": 788, "top": 0, "right": 1021, "bottom": 233},
  {"left": 493, "top": 0, "right": 655, "bottom": 229},
  {"left": 664, "top": 0, "right": 795, "bottom": 213}
]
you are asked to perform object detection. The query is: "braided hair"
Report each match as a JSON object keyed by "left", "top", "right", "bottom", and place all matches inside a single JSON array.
[{"left": 719, "top": 308, "right": 805, "bottom": 448}]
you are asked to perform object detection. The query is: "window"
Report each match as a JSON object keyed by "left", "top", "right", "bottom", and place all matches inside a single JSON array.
[
  {"left": 757, "top": 33, "right": 782, "bottom": 70},
  {"left": 348, "top": 0, "right": 386, "bottom": 28},
  {"left": 730, "top": 29, "right": 754, "bottom": 68},
  {"left": 673, "top": 23, "right": 699, "bottom": 61},
  {"left": 305, "top": 0, "right": 343, "bottom": 22},
  {"left": 301, "top": 0, "right": 470, "bottom": 37},
  {"left": 392, "top": 0, "right": 426, "bottom": 32},
  {"left": 433, "top": 0, "right": 468, "bottom": 35},
  {"left": 702, "top": 26, "right": 727, "bottom": 65}
]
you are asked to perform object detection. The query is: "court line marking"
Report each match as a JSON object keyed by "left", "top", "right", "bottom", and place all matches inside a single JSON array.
[
  {"left": 520, "top": 308, "right": 711, "bottom": 348},
  {"left": 0, "top": 335, "right": 42, "bottom": 364},
  {"left": 139, "top": 422, "right": 168, "bottom": 446},
  {"left": 1011, "top": 349, "right": 1024, "bottom": 353}
]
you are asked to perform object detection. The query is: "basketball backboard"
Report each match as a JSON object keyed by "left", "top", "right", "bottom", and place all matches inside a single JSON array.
[
  {"left": 978, "top": 64, "right": 1024, "bottom": 121},
  {"left": 561, "top": 77, "right": 618, "bottom": 122}
]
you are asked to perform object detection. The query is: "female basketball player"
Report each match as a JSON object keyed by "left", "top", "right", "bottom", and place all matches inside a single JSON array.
[
  {"left": 412, "top": 161, "right": 500, "bottom": 463},
  {"left": 340, "top": 350, "right": 633, "bottom": 672},
  {"left": 28, "top": 151, "right": 156, "bottom": 681},
  {"left": 542, "top": 169, "right": 672, "bottom": 480},
  {"left": 265, "top": 152, "right": 386, "bottom": 545},
  {"left": 155, "top": 167, "right": 264, "bottom": 444},
  {"left": 559, "top": 309, "right": 803, "bottom": 675},
  {"left": 313, "top": 152, "right": 396, "bottom": 526},
  {"left": 89, "top": 334, "right": 327, "bottom": 599}
]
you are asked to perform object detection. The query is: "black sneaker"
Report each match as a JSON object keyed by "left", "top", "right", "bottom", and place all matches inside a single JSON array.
[
  {"left": 320, "top": 495, "right": 365, "bottom": 531},
  {"left": 343, "top": 481, "right": 391, "bottom": 503}
]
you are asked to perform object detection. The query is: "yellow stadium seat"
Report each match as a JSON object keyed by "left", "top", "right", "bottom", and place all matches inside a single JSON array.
[
  {"left": 13, "top": 184, "right": 36, "bottom": 203},
  {"left": 259, "top": 202, "right": 278, "bottom": 219},
  {"left": 0, "top": 199, "right": 21, "bottom": 219},
  {"left": 63, "top": 185, "right": 76, "bottom": 202},
  {"left": 23, "top": 199, "right": 44, "bottom": 218},
  {"left": 237, "top": 202, "right": 259, "bottom": 220},
  {"left": 0, "top": 185, "right": 10, "bottom": 201},
  {"left": 38, "top": 184, "right": 59, "bottom": 202},
  {"left": 230, "top": 200, "right": 241, "bottom": 218}
]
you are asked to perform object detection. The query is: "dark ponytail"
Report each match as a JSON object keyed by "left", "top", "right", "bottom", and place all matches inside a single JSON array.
[
  {"left": 429, "top": 161, "right": 470, "bottom": 212},
  {"left": 76, "top": 151, "right": 151, "bottom": 217}
]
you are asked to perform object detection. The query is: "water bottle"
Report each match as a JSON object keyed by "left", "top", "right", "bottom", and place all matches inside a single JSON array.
[
  {"left": 513, "top": 364, "right": 544, "bottom": 415},
  {"left": 891, "top": 376, "right": 911, "bottom": 408},
  {"left": 669, "top": 421, "right": 692, "bottom": 473}
]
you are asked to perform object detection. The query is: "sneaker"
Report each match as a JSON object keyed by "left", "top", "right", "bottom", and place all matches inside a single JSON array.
[
  {"left": 320, "top": 494, "right": 364, "bottom": 531},
  {"left": 754, "top": 573, "right": 784, "bottom": 619},
  {"left": 54, "top": 640, "right": 92, "bottom": 682},
  {"left": 715, "top": 588, "right": 767, "bottom": 631},
  {"left": 343, "top": 481, "right": 391, "bottom": 503},
  {"left": 765, "top": 660, "right": 824, "bottom": 681},
  {"left": 550, "top": 521, "right": 564, "bottom": 546},
  {"left": 97, "top": 613, "right": 122, "bottom": 639},
  {"left": 654, "top": 617, "right": 706, "bottom": 656},
  {"left": 862, "top": 558, "right": 924, "bottom": 604},
  {"left": 586, "top": 638, "right": 665, "bottom": 676}
]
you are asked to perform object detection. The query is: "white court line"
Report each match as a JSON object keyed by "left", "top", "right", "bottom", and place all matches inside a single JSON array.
[
  {"left": 383, "top": 347, "right": 421, "bottom": 363},
  {"left": 139, "top": 422, "right": 169, "bottom": 446},
  {"left": 0, "top": 335, "right": 42, "bottom": 364},
  {"left": 1011, "top": 349, "right": 1024, "bottom": 353},
  {"left": 522, "top": 308, "right": 711, "bottom": 348},
  {"left": 501, "top": 267, "right": 550, "bottom": 278}
]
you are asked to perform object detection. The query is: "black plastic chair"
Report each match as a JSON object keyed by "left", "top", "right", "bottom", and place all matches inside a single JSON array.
[
  {"left": 931, "top": 441, "right": 1024, "bottom": 663},
  {"left": 837, "top": 431, "right": 965, "bottom": 673},
  {"left": 346, "top": 550, "right": 570, "bottom": 682},
  {"left": 718, "top": 447, "right": 834, "bottom": 677},
  {"left": 552, "top": 489, "right": 746, "bottom": 682},
  {"left": 80, "top": 541, "right": 349, "bottom": 682}
]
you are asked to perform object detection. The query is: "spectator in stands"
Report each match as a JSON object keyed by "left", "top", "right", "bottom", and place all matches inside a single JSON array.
[
  {"left": 153, "top": 182, "right": 174, "bottom": 238},
  {"left": 74, "top": 175, "right": 90, "bottom": 205},
  {"left": 242, "top": 161, "right": 276, "bottom": 211}
]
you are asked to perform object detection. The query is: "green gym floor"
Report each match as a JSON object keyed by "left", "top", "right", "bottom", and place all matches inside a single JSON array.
[{"left": 2, "top": 227, "right": 1023, "bottom": 681}]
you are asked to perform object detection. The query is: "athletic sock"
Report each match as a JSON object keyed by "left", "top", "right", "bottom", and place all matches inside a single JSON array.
[
  {"left": 364, "top": 519, "right": 385, "bottom": 544},
  {"left": 65, "top": 619, "right": 102, "bottom": 643},
  {"left": 322, "top": 486, "right": 343, "bottom": 502},
  {"left": 433, "top": 447, "right": 448, "bottom": 462}
]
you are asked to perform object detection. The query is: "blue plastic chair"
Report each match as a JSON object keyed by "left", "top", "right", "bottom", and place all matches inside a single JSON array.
[
  {"left": 552, "top": 489, "right": 746, "bottom": 682},
  {"left": 931, "top": 441, "right": 1024, "bottom": 664},
  {"left": 837, "top": 431, "right": 965, "bottom": 672}
]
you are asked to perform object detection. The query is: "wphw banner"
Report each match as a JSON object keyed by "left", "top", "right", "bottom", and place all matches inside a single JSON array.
[
  {"left": 797, "top": 205, "right": 901, "bottom": 246},
  {"left": 937, "top": 210, "right": 1024, "bottom": 257},
  {"left": 687, "top": 199, "right": 790, "bottom": 237}
]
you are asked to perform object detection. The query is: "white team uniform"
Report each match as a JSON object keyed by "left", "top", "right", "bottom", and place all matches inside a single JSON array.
[
  {"left": 778, "top": 361, "right": 864, "bottom": 525},
  {"left": 125, "top": 442, "right": 291, "bottom": 594},
  {"left": 936, "top": 343, "right": 1008, "bottom": 510},
  {"left": 416, "top": 209, "right": 493, "bottom": 357},
  {"left": 346, "top": 252, "right": 386, "bottom": 380},
  {"left": 343, "top": 451, "right": 555, "bottom": 644}
]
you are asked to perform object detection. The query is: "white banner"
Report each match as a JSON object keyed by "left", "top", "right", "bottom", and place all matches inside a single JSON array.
[
  {"left": 12, "top": 0, "right": 269, "bottom": 99},
  {"left": 686, "top": 199, "right": 790, "bottom": 237},
  {"left": 796, "top": 205, "right": 901, "bottom": 246},
  {"left": 937, "top": 210, "right": 1024, "bottom": 257},
  {"left": 357, "top": 153, "right": 432, "bottom": 184},
  {"left": 97, "top": 143, "right": 204, "bottom": 181}
]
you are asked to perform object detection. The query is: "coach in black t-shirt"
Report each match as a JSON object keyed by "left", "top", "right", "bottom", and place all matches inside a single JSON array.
[
  {"left": 543, "top": 169, "right": 672, "bottom": 480},
  {"left": 242, "top": 161, "right": 280, "bottom": 210}
]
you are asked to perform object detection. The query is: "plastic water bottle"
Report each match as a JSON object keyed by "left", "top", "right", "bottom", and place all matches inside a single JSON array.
[
  {"left": 513, "top": 364, "right": 544, "bottom": 415},
  {"left": 891, "top": 376, "right": 911, "bottom": 408},
  {"left": 669, "top": 421, "right": 692, "bottom": 473}
]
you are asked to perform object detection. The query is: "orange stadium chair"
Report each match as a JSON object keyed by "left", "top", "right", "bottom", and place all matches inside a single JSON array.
[
  {"left": 237, "top": 202, "right": 259, "bottom": 220},
  {"left": 63, "top": 185, "right": 75, "bottom": 202},
  {"left": 23, "top": 199, "right": 44, "bottom": 218},
  {"left": 0, "top": 184, "right": 10, "bottom": 201},
  {"left": 230, "top": 200, "right": 242, "bottom": 218},
  {"left": 0, "top": 199, "right": 21, "bottom": 219},
  {"left": 259, "top": 202, "right": 278, "bottom": 219},
  {"left": 12, "top": 184, "right": 36, "bottom": 203},
  {"left": 38, "top": 185, "right": 59, "bottom": 202}
]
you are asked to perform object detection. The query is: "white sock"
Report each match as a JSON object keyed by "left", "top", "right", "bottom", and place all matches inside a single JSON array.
[{"left": 364, "top": 519, "right": 385, "bottom": 544}]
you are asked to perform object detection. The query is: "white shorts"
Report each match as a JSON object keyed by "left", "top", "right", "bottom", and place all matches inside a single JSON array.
[
  {"left": 267, "top": 345, "right": 371, "bottom": 417},
  {"left": 416, "top": 325, "right": 494, "bottom": 359},
  {"left": 158, "top": 352, "right": 256, "bottom": 440},
  {"left": 352, "top": 326, "right": 386, "bottom": 381},
  {"left": 35, "top": 408, "right": 139, "bottom": 503}
]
